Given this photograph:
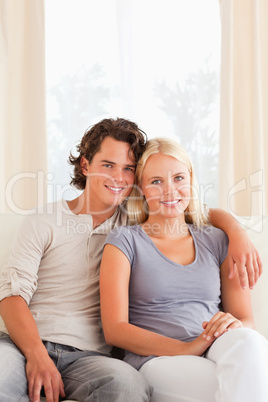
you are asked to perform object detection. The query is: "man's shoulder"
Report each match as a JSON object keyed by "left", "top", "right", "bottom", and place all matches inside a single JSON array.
[{"left": 17, "top": 199, "right": 75, "bottom": 232}]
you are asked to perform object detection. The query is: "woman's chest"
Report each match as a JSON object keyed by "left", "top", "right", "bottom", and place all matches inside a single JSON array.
[
  {"left": 151, "top": 235, "right": 195, "bottom": 265},
  {"left": 130, "top": 239, "right": 221, "bottom": 304}
]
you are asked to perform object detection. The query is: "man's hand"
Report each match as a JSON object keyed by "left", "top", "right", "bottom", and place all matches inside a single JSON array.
[
  {"left": 208, "top": 208, "right": 262, "bottom": 290},
  {"left": 0, "top": 297, "right": 65, "bottom": 402},
  {"left": 26, "top": 349, "right": 65, "bottom": 402},
  {"left": 228, "top": 229, "right": 262, "bottom": 290}
]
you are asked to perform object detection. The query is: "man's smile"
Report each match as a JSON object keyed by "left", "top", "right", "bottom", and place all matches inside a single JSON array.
[{"left": 105, "top": 185, "right": 125, "bottom": 193}]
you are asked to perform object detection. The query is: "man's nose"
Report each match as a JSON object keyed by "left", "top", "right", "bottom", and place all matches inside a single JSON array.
[{"left": 111, "top": 168, "right": 124, "bottom": 183}]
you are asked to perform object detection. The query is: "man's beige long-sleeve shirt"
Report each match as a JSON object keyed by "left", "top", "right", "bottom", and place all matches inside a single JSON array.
[{"left": 0, "top": 199, "right": 127, "bottom": 353}]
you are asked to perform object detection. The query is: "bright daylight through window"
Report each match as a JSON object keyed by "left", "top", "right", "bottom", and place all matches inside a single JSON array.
[{"left": 45, "top": 0, "right": 221, "bottom": 207}]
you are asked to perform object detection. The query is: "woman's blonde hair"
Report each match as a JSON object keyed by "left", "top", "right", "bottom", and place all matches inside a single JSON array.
[{"left": 127, "top": 137, "right": 209, "bottom": 227}]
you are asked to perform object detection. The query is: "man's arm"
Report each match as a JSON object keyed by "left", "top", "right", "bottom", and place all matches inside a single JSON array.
[
  {"left": 0, "top": 215, "right": 65, "bottom": 402},
  {"left": 0, "top": 296, "right": 65, "bottom": 402},
  {"left": 208, "top": 208, "right": 262, "bottom": 290}
]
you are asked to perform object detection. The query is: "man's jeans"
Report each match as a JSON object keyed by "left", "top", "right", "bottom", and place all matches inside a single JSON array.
[{"left": 0, "top": 332, "right": 152, "bottom": 401}]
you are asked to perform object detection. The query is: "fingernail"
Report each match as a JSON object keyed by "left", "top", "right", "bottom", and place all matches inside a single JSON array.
[
  {"left": 206, "top": 335, "right": 211, "bottom": 341},
  {"left": 214, "top": 332, "right": 219, "bottom": 337}
]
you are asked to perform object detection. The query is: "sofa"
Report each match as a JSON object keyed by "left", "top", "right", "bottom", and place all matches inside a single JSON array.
[{"left": 0, "top": 213, "right": 268, "bottom": 401}]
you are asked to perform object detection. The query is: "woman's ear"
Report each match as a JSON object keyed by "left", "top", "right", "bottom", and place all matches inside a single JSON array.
[{"left": 80, "top": 156, "right": 90, "bottom": 175}]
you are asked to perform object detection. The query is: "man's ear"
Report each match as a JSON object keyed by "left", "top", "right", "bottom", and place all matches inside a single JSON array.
[{"left": 80, "top": 156, "right": 90, "bottom": 175}]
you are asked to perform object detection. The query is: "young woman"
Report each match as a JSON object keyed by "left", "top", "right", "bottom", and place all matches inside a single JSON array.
[{"left": 100, "top": 138, "right": 268, "bottom": 402}]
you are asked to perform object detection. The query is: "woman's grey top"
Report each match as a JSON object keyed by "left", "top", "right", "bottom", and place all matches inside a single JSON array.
[{"left": 104, "top": 224, "right": 229, "bottom": 369}]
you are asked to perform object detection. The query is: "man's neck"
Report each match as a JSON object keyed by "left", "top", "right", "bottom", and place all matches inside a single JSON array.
[{"left": 66, "top": 193, "right": 117, "bottom": 228}]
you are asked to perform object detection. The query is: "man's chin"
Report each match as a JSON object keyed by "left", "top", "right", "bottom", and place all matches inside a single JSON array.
[
  {"left": 102, "top": 190, "right": 130, "bottom": 211},
  {"left": 105, "top": 196, "right": 125, "bottom": 210},
  {"left": 112, "top": 197, "right": 126, "bottom": 208}
]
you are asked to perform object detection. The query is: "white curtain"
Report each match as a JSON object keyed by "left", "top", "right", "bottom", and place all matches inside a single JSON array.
[
  {"left": 0, "top": 0, "right": 47, "bottom": 213},
  {"left": 0, "top": 0, "right": 221, "bottom": 213},
  {"left": 45, "top": 0, "right": 221, "bottom": 207},
  {"left": 219, "top": 0, "right": 268, "bottom": 217}
]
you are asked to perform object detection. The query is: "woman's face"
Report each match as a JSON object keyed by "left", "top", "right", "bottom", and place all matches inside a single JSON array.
[{"left": 140, "top": 153, "right": 191, "bottom": 219}]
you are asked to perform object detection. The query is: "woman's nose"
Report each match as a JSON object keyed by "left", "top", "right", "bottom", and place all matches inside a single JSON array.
[{"left": 163, "top": 181, "right": 177, "bottom": 196}]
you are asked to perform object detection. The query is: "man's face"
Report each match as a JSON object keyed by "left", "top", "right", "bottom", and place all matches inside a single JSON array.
[{"left": 82, "top": 136, "right": 135, "bottom": 213}]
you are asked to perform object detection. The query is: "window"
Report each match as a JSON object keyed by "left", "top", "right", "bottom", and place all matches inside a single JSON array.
[{"left": 45, "top": 0, "right": 221, "bottom": 206}]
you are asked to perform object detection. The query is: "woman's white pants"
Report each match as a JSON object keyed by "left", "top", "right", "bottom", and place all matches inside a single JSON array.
[{"left": 139, "top": 328, "right": 268, "bottom": 402}]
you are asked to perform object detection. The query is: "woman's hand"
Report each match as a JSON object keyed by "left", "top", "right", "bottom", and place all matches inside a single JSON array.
[
  {"left": 185, "top": 333, "right": 214, "bottom": 356},
  {"left": 202, "top": 311, "right": 243, "bottom": 342}
]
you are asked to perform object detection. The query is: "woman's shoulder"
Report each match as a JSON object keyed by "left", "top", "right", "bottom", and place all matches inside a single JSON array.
[
  {"left": 106, "top": 224, "right": 141, "bottom": 242},
  {"left": 189, "top": 223, "right": 228, "bottom": 240},
  {"left": 104, "top": 225, "right": 143, "bottom": 263},
  {"left": 189, "top": 224, "right": 229, "bottom": 262}
]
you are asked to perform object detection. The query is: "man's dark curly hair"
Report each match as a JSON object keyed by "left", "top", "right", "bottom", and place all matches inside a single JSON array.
[{"left": 69, "top": 117, "right": 147, "bottom": 190}]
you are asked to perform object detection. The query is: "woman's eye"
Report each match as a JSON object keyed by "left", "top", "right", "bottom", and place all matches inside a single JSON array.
[
  {"left": 175, "top": 176, "right": 183, "bottom": 181},
  {"left": 151, "top": 179, "right": 161, "bottom": 185}
]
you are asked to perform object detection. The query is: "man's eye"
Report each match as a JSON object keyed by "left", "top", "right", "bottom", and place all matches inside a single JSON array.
[
  {"left": 103, "top": 164, "right": 112, "bottom": 168},
  {"left": 125, "top": 167, "right": 134, "bottom": 172}
]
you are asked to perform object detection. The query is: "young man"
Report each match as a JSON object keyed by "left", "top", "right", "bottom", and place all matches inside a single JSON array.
[{"left": 0, "top": 118, "right": 261, "bottom": 402}]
